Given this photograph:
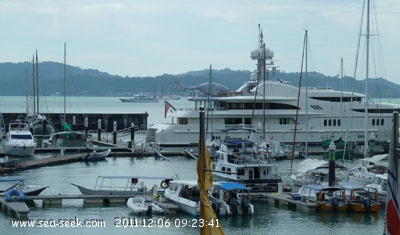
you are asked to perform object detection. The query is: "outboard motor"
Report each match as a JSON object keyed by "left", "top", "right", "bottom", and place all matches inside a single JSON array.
[
  {"left": 230, "top": 198, "right": 240, "bottom": 215},
  {"left": 146, "top": 205, "right": 152, "bottom": 216},
  {"left": 241, "top": 198, "right": 250, "bottom": 215},
  {"left": 212, "top": 201, "right": 220, "bottom": 216}
]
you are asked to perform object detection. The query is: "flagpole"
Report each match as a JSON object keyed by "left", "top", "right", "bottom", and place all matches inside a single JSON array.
[{"left": 199, "top": 107, "right": 205, "bottom": 234}]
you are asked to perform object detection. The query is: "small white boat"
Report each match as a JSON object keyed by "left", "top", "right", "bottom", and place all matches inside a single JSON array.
[
  {"left": 127, "top": 197, "right": 164, "bottom": 215},
  {"left": 164, "top": 180, "right": 200, "bottom": 216},
  {"left": 365, "top": 173, "right": 387, "bottom": 203},
  {"left": 80, "top": 148, "right": 111, "bottom": 162},
  {"left": 4, "top": 122, "right": 36, "bottom": 157},
  {"left": 346, "top": 153, "right": 388, "bottom": 186}
]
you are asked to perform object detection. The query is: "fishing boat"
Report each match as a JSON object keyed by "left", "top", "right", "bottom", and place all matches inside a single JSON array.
[
  {"left": 4, "top": 122, "right": 36, "bottom": 157},
  {"left": 126, "top": 197, "right": 164, "bottom": 216},
  {"left": 211, "top": 138, "right": 282, "bottom": 197},
  {"left": 146, "top": 26, "right": 400, "bottom": 151},
  {"left": 339, "top": 182, "right": 380, "bottom": 213},
  {"left": 164, "top": 180, "right": 201, "bottom": 216},
  {"left": 209, "top": 182, "right": 254, "bottom": 216},
  {"left": 295, "top": 184, "right": 349, "bottom": 212},
  {"left": 72, "top": 175, "right": 173, "bottom": 196},
  {"left": 0, "top": 178, "right": 48, "bottom": 196}
]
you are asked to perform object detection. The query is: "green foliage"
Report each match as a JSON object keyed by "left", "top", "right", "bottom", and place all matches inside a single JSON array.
[{"left": 0, "top": 62, "right": 398, "bottom": 98}]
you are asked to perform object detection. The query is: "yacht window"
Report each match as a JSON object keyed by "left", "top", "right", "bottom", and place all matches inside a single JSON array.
[
  {"left": 338, "top": 119, "right": 341, "bottom": 126},
  {"left": 377, "top": 119, "right": 380, "bottom": 126},
  {"left": 222, "top": 167, "right": 226, "bottom": 172},
  {"left": 324, "top": 119, "right": 327, "bottom": 126},
  {"left": 333, "top": 119, "right": 336, "bottom": 126},
  {"left": 238, "top": 169, "right": 245, "bottom": 175},
  {"left": 381, "top": 119, "right": 384, "bottom": 125},
  {"left": 227, "top": 168, "right": 231, "bottom": 175},
  {"left": 372, "top": 119, "right": 375, "bottom": 126},
  {"left": 177, "top": 118, "right": 188, "bottom": 125},
  {"left": 328, "top": 119, "right": 332, "bottom": 126}
]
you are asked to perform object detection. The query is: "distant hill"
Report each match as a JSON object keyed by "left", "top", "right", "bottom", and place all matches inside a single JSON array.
[{"left": 0, "top": 61, "right": 399, "bottom": 98}]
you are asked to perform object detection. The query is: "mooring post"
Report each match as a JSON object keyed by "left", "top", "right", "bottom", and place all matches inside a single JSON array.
[
  {"left": 113, "top": 120, "right": 117, "bottom": 145},
  {"left": 97, "top": 119, "right": 102, "bottom": 141},
  {"left": 72, "top": 116, "right": 76, "bottom": 131},
  {"left": 328, "top": 140, "right": 336, "bottom": 186},
  {"left": 131, "top": 122, "right": 135, "bottom": 152},
  {"left": 84, "top": 117, "right": 88, "bottom": 137}
]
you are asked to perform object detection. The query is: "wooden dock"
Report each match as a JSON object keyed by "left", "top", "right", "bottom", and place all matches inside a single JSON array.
[
  {"left": 266, "top": 193, "right": 317, "bottom": 212},
  {"left": 25, "top": 194, "right": 179, "bottom": 214},
  {"left": 0, "top": 198, "right": 30, "bottom": 218}
]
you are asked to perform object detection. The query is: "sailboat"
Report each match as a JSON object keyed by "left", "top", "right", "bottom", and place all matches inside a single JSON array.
[{"left": 26, "top": 51, "right": 55, "bottom": 146}]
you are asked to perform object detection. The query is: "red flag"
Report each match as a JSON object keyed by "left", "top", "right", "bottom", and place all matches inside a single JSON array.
[{"left": 164, "top": 101, "right": 176, "bottom": 118}]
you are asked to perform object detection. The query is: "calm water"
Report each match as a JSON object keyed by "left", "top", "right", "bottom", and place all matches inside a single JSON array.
[{"left": 0, "top": 96, "right": 393, "bottom": 234}]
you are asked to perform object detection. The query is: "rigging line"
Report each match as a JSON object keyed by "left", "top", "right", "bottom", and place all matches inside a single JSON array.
[
  {"left": 206, "top": 65, "right": 212, "bottom": 139},
  {"left": 290, "top": 30, "right": 307, "bottom": 172}
]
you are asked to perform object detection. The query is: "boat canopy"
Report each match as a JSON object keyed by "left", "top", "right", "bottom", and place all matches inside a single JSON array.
[
  {"left": 295, "top": 159, "right": 329, "bottom": 174},
  {"left": 217, "top": 182, "right": 250, "bottom": 191},
  {"left": 362, "top": 154, "right": 388, "bottom": 164},
  {"left": 97, "top": 176, "right": 174, "bottom": 180}
]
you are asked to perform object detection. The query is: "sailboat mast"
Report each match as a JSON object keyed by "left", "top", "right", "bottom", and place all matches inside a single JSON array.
[
  {"left": 305, "top": 30, "right": 309, "bottom": 158},
  {"left": 32, "top": 55, "right": 36, "bottom": 114},
  {"left": 64, "top": 42, "right": 67, "bottom": 124},
  {"left": 36, "top": 50, "right": 39, "bottom": 115},
  {"left": 363, "top": 0, "right": 370, "bottom": 157}
]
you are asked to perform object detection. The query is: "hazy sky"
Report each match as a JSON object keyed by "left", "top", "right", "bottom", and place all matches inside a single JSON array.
[{"left": 1, "top": 0, "right": 399, "bottom": 84}]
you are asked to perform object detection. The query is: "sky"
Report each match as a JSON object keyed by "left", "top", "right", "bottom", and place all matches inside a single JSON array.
[{"left": 0, "top": 0, "right": 399, "bottom": 84}]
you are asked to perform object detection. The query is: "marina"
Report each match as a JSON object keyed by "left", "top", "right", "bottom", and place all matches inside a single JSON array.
[
  {"left": 0, "top": 96, "right": 397, "bottom": 235},
  {"left": 0, "top": 154, "right": 387, "bottom": 235}
]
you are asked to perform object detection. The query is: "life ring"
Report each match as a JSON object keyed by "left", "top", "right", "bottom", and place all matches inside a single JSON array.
[
  {"left": 5, "top": 189, "right": 26, "bottom": 202},
  {"left": 350, "top": 191, "right": 355, "bottom": 200},
  {"left": 212, "top": 163, "right": 216, "bottom": 170},
  {"left": 131, "top": 178, "right": 138, "bottom": 185},
  {"left": 160, "top": 179, "right": 170, "bottom": 189}
]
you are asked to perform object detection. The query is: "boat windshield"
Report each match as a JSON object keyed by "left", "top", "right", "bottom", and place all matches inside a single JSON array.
[{"left": 10, "top": 134, "right": 32, "bottom": 140}]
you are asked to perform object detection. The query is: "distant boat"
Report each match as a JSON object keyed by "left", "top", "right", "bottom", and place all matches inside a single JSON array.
[
  {"left": 4, "top": 122, "right": 36, "bottom": 157},
  {"left": 162, "top": 94, "right": 181, "bottom": 100},
  {"left": 119, "top": 94, "right": 159, "bottom": 103}
]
